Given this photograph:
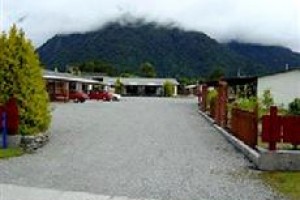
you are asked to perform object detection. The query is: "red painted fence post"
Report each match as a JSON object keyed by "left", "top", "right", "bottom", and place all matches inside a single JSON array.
[
  {"left": 218, "top": 81, "right": 228, "bottom": 128},
  {"left": 197, "top": 85, "right": 202, "bottom": 108},
  {"left": 269, "top": 106, "right": 278, "bottom": 151},
  {"left": 202, "top": 84, "right": 208, "bottom": 112},
  {"left": 253, "top": 104, "right": 259, "bottom": 148},
  {"left": 214, "top": 88, "right": 220, "bottom": 123}
]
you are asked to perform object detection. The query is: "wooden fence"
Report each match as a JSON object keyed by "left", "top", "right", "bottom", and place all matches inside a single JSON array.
[
  {"left": 198, "top": 84, "right": 208, "bottom": 112},
  {"left": 230, "top": 108, "right": 258, "bottom": 148},
  {"left": 198, "top": 81, "right": 258, "bottom": 149},
  {"left": 262, "top": 106, "right": 300, "bottom": 150},
  {"left": 209, "top": 98, "right": 216, "bottom": 119},
  {"left": 198, "top": 83, "right": 300, "bottom": 151},
  {"left": 199, "top": 82, "right": 227, "bottom": 127}
]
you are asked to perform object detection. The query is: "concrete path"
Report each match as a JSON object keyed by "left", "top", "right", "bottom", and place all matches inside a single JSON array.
[
  {"left": 0, "top": 98, "right": 285, "bottom": 200},
  {"left": 0, "top": 184, "right": 154, "bottom": 200}
]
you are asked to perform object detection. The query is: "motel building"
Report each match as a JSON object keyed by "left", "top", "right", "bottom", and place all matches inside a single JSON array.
[
  {"left": 43, "top": 70, "right": 179, "bottom": 101},
  {"left": 43, "top": 70, "right": 100, "bottom": 101},
  {"left": 198, "top": 68, "right": 300, "bottom": 109},
  {"left": 102, "top": 77, "right": 179, "bottom": 97},
  {"left": 257, "top": 68, "right": 300, "bottom": 107}
]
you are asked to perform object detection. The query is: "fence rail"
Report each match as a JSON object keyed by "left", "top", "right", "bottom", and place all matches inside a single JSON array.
[
  {"left": 230, "top": 108, "right": 258, "bottom": 148},
  {"left": 262, "top": 106, "right": 300, "bottom": 150},
  {"left": 198, "top": 81, "right": 258, "bottom": 149},
  {"left": 198, "top": 82, "right": 300, "bottom": 151},
  {"left": 209, "top": 98, "right": 216, "bottom": 119}
]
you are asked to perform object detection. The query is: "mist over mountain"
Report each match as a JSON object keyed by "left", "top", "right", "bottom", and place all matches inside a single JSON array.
[{"left": 38, "top": 21, "right": 300, "bottom": 78}]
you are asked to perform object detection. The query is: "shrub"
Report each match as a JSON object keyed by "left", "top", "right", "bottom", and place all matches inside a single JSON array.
[
  {"left": 261, "top": 89, "right": 274, "bottom": 110},
  {"left": 114, "top": 78, "right": 124, "bottom": 94},
  {"left": 288, "top": 98, "right": 300, "bottom": 115},
  {"left": 235, "top": 97, "right": 258, "bottom": 112},
  {"left": 206, "top": 89, "right": 217, "bottom": 107},
  {"left": 0, "top": 25, "right": 51, "bottom": 135},
  {"left": 163, "top": 81, "right": 175, "bottom": 97}
]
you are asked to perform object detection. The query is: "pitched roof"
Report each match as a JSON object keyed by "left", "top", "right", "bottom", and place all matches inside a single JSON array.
[
  {"left": 201, "top": 76, "right": 257, "bottom": 87},
  {"left": 43, "top": 70, "right": 100, "bottom": 84},
  {"left": 103, "top": 77, "right": 179, "bottom": 86},
  {"left": 258, "top": 68, "right": 300, "bottom": 78}
]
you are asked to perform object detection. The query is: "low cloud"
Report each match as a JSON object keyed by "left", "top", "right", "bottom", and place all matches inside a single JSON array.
[{"left": 2, "top": 0, "right": 300, "bottom": 52}]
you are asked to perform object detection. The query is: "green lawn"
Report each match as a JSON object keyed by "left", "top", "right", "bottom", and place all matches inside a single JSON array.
[
  {"left": 0, "top": 148, "right": 24, "bottom": 159},
  {"left": 262, "top": 172, "right": 300, "bottom": 200}
]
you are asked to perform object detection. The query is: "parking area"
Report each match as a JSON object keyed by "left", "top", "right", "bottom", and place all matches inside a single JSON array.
[{"left": 0, "top": 98, "right": 284, "bottom": 200}]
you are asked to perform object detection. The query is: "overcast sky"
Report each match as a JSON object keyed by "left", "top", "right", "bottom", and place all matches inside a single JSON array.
[{"left": 1, "top": 0, "right": 300, "bottom": 52}]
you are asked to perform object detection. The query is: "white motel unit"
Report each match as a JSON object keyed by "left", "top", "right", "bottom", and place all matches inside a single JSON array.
[{"left": 257, "top": 69, "right": 300, "bottom": 107}]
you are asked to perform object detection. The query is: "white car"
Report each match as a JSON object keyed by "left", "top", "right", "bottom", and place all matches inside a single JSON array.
[{"left": 111, "top": 93, "right": 121, "bottom": 101}]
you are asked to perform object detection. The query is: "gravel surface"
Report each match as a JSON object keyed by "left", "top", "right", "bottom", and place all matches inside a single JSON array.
[{"left": 0, "top": 97, "right": 285, "bottom": 200}]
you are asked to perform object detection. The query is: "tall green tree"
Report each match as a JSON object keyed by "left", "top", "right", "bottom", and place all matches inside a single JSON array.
[
  {"left": 140, "top": 62, "right": 157, "bottom": 78},
  {"left": 75, "top": 60, "right": 117, "bottom": 76},
  {"left": 163, "top": 81, "right": 175, "bottom": 97},
  {"left": 114, "top": 78, "right": 124, "bottom": 94},
  {"left": 0, "top": 25, "right": 51, "bottom": 135},
  {"left": 208, "top": 67, "right": 225, "bottom": 81},
  {"left": 0, "top": 32, "right": 8, "bottom": 95}
]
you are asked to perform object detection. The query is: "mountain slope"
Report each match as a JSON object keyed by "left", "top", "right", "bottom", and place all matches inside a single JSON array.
[
  {"left": 37, "top": 21, "right": 300, "bottom": 78},
  {"left": 227, "top": 42, "right": 300, "bottom": 74}
]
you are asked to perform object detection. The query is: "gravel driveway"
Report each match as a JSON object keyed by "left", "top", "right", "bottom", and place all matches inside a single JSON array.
[{"left": 0, "top": 97, "right": 285, "bottom": 200}]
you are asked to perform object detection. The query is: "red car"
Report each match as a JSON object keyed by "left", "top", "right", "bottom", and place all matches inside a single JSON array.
[
  {"left": 89, "top": 91, "right": 113, "bottom": 101},
  {"left": 69, "top": 91, "right": 89, "bottom": 103}
]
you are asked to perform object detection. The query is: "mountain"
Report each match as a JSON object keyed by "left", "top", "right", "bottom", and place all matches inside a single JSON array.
[
  {"left": 226, "top": 42, "right": 300, "bottom": 74},
  {"left": 37, "top": 21, "right": 300, "bottom": 78}
]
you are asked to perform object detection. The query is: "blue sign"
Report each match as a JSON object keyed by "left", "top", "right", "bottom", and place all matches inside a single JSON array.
[{"left": 2, "top": 112, "right": 7, "bottom": 149}]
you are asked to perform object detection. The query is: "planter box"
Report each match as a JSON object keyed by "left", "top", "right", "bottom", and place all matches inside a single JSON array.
[
  {"left": 8, "top": 135, "right": 21, "bottom": 148},
  {"left": 0, "top": 135, "right": 21, "bottom": 148},
  {"left": 20, "top": 132, "right": 50, "bottom": 153}
]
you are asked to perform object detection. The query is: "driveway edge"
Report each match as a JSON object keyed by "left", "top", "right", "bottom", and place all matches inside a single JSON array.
[
  {"left": 198, "top": 110, "right": 260, "bottom": 167},
  {"left": 198, "top": 109, "right": 300, "bottom": 171}
]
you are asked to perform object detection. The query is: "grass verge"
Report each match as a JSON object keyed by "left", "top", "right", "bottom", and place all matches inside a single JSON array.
[
  {"left": 262, "top": 172, "right": 300, "bottom": 200},
  {"left": 0, "top": 148, "right": 24, "bottom": 159}
]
